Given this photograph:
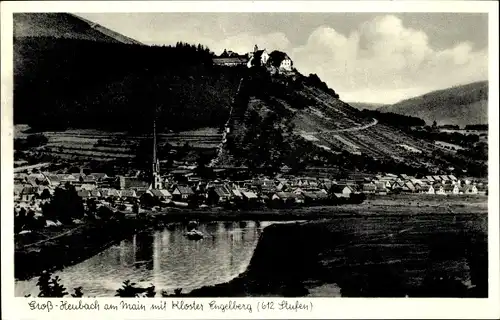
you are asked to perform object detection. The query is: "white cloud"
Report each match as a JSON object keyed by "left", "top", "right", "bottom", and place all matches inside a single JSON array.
[{"left": 289, "top": 15, "right": 488, "bottom": 104}]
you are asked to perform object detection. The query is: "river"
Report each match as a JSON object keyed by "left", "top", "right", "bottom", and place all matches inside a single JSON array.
[{"left": 15, "top": 220, "right": 298, "bottom": 297}]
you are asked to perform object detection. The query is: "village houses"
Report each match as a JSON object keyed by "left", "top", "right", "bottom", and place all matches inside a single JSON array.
[{"left": 13, "top": 159, "right": 488, "bottom": 216}]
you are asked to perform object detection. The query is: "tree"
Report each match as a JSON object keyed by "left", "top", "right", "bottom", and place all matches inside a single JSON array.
[
  {"left": 157, "top": 142, "right": 172, "bottom": 164},
  {"left": 68, "top": 167, "right": 81, "bottom": 174},
  {"left": 116, "top": 280, "right": 141, "bottom": 297},
  {"left": 43, "top": 186, "right": 84, "bottom": 223},
  {"left": 86, "top": 198, "right": 98, "bottom": 217},
  {"left": 97, "top": 206, "right": 114, "bottom": 221},
  {"left": 25, "top": 210, "right": 37, "bottom": 230},
  {"left": 177, "top": 142, "right": 191, "bottom": 160},
  {"left": 161, "top": 288, "right": 183, "bottom": 297},
  {"left": 37, "top": 272, "right": 68, "bottom": 298},
  {"left": 144, "top": 285, "right": 156, "bottom": 297},
  {"left": 140, "top": 193, "right": 157, "bottom": 209},
  {"left": 195, "top": 153, "right": 213, "bottom": 178},
  {"left": 432, "top": 120, "right": 438, "bottom": 130},
  {"left": 115, "top": 280, "right": 156, "bottom": 297},
  {"left": 71, "top": 287, "right": 84, "bottom": 297},
  {"left": 39, "top": 188, "right": 51, "bottom": 200},
  {"left": 419, "top": 273, "right": 468, "bottom": 297},
  {"left": 133, "top": 202, "right": 140, "bottom": 215},
  {"left": 15, "top": 208, "right": 28, "bottom": 233},
  {"left": 134, "top": 139, "right": 154, "bottom": 171}
]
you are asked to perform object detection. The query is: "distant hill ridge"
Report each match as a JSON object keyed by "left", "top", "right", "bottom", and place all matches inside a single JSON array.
[
  {"left": 14, "top": 12, "right": 142, "bottom": 45},
  {"left": 379, "top": 81, "right": 488, "bottom": 127},
  {"left": 348, "top": 102, "right": 388, "bottom": 111}
]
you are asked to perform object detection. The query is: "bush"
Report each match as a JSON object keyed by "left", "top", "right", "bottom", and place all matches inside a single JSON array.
[{"left": 115, "top": 280, "right": 156, "bottom": 297}]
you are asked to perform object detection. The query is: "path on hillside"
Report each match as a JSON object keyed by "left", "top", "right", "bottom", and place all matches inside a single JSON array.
[
  {"left": 303, "top": 118, "right": 378, "bottom": 135},
  {"left": 209, "top": 77, "right": 244, "bottom": 167}
]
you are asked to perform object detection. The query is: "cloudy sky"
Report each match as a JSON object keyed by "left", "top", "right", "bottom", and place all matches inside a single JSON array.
[{"left": 76, "top": 12, "right": 488, "bottom": 104}]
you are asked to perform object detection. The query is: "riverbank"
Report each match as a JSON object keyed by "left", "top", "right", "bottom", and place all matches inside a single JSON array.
[
  {"left": 14, "top": 217, "right": 149, "bottom": 281},
  {"left": 15, "top": 194, "right": 488, "bottom": 283},
  {"left": 187, "top": 211, "right": 488, "bottom": 297},
  {"left": 150, "top": 194, "right": 488, "bottom": 222}
]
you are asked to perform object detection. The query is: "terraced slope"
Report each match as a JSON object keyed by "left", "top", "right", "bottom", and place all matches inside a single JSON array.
[
  {"left": 213, "top": 71, "right": 454, "bottom": 173},
  {"left": 283, "top": 86, "right": 439, "bottom": 163},
  {"left": 24, "top": 128, "right": 222, "bottom": 161}
]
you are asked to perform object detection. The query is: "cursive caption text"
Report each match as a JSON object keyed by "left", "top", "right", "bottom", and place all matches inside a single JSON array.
[{"left": 28, "top": 299, "right": 313, "bottom": 314}]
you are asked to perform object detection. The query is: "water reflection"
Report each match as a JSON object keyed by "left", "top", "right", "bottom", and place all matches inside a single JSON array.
[
  {"left": 15, "top": 220, "right": 287, "bottom": 297},
  {"left": 135, "top": 232, "right": 154, "bottom": 270}
]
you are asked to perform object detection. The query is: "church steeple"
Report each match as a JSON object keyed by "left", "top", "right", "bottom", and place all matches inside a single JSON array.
[{"left": 151, "top": 114, "right": 162, "bottom": 189}]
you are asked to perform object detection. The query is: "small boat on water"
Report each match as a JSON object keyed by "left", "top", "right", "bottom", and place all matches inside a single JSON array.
[
  {"left": 133, "top": 260, "right": 152, "bottom": 267},
  {"left": 165, "top": 223, "right": 176, "bottom": 231},
  {"left": 187, "top": 220, "right": 199, "bottom": 230},
  {"left": 184, "top": 229, "right": 204, "bottom": 240}
]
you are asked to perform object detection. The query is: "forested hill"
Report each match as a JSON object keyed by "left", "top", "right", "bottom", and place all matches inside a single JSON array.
[
  {"left": 14, "top": 37, "right": 243, "bottom": 132},
  {"left": 379, "top": 81, "right": 488, "bottom": 127},
  {"left": 14, "top": 13, "right": 142, "bottom": 45},
  {"left": 349, "top": 102, "right": 387, "bottom": 111}
]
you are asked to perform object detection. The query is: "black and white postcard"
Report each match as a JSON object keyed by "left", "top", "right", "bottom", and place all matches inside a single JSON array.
[{"left": 1, "top": 1, "right": 499, "bottom": 319}]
